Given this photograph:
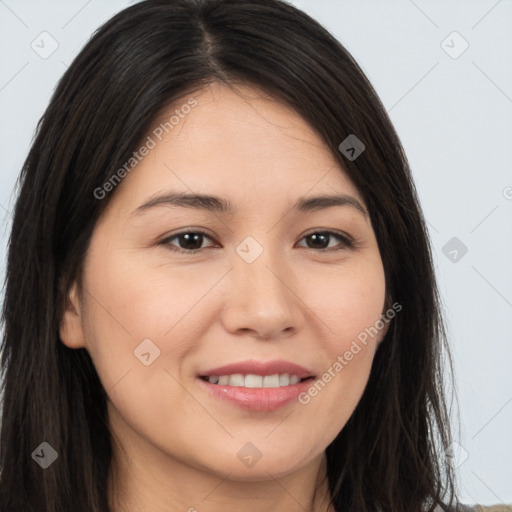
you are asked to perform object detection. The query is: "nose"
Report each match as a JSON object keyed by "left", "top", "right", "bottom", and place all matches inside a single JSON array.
[{"left": 220, "top": 245, "right": 305, "bottom": 341}]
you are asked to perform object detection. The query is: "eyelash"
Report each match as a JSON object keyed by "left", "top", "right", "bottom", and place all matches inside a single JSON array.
[{"left": 158, "top": 229, "right": 355, "bottom": 255}]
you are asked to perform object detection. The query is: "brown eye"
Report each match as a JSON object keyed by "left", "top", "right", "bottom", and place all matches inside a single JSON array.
[
  {"left": 160, "top": 230, "right": 217, "bottom": 253},
  {"left": 297, "top": 231, "right": 353, "bottom": 251},
  {"left": 159, "top": 229, "right": 354, "bottom": 255}
]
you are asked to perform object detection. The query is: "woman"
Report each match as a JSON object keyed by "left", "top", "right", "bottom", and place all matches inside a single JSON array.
[{"left": 0, "top": 0, "right": 509, "bottom": 511}]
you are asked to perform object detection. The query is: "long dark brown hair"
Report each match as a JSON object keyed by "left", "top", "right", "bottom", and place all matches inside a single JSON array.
[{"left": 0, "top": 0, "right": 458, "bottom": 510}]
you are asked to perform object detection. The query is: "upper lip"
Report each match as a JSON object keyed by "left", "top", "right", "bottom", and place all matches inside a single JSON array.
[{"left": 199, "top": 360, "right": 315, "bottom": 379}]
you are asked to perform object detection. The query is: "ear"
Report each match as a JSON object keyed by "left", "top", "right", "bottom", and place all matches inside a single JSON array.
[
  {"left": 376, "top": 318, "right": 391, "bottom": 346},
  {"left": 59, "top": 281, "right": 87, "bottom": 349}
]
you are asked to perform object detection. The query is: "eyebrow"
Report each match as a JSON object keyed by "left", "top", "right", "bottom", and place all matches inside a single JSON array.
[{"left": 131, "top": 191, "right": 368, "bottom": 217}]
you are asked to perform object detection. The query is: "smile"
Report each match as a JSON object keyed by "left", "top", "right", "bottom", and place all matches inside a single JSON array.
[{"left": 200, "top": 373, "right": 310, "bottom": 388}]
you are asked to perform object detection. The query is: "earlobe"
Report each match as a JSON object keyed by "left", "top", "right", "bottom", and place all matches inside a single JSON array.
[
  {"left": 376, "top": 293, "right": 394, "bottom": 346},
  {"left": 59, "top": 282, "right": 87, "bottom": 349},
  {"left": 377, "top": 320, "right": 390, "bottom": 346},
  {"left": 376, "top": 305, "right": 393, "bottom": 347}
]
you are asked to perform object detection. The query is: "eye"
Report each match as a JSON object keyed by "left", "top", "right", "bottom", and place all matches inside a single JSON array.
[
  {"left": 296, "top": 230, "right": 354, "bottom": 251},
  {"left": 159, "top": 230, "right": 217, "bottom": 254},
  {"left": 159, "top": 229, "right": 354, "bottom": 255}
]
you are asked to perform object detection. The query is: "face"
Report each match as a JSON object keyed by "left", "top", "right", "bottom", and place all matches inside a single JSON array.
[{"left": 60, "top": 82, "right": 388, "bottom": 485}]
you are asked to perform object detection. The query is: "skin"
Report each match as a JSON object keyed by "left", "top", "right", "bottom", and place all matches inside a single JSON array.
[{"left": 60, "top": 81, "right": 389, "bottom": 512}]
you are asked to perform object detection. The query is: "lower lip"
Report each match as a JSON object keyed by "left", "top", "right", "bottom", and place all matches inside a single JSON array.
[{"left": 197, "top": 377, "right": 314, "bottom": 412}]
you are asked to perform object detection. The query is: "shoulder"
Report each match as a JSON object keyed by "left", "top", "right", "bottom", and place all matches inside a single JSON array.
[
  {"left": 438, "top": 505, "right": 512, "bottom": 512},
  {"left": 467, "top": 506, "right": 512, "bottom": 512},
  {"left": 473, "top": 507, "right": 512, "bottom": 512}
]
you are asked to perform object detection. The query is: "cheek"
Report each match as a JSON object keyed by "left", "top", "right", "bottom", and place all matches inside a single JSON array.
[
  {"left": 311, "top": 256, "right": 387, "bottom": 349},
  {"left": 79, "top": 252, "right": 204, "bottom": 443},
  {"left": 297, "top": 257, "right": 386, "bottom": 433},
  {"left": 79, "top": 241, "right": 226, "bottom": 395},
  {"left": 83, "top": 242, "right": 209, "bottom": 340}
]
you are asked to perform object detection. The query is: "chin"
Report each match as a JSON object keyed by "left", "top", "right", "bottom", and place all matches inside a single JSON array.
[{"left": 198, "top": 447, "right": 314, "bottom": 482}]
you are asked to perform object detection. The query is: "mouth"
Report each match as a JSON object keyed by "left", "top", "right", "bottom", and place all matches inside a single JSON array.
[
  {"left": 198, "top": 374, "right": 315, "bottom": 388},
  {"left": 196, "top": 360, "right": 316, "bottom": 411}
]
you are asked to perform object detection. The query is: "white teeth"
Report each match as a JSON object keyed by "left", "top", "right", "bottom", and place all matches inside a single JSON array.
[
  {"left": 262, "top": 374, "right": 280, "bottom": 387},
  {"left": 245, "top": 374, "right": 263, "bottom": 387},
  {"left": 218, "top": 375, "right": 230, "bottom": 385},
  {"left": 228, "top": 374, "right": 245, "bottom": 387},
  {"left": 204, "top": 373, "right": 305, "bottom": 388}
]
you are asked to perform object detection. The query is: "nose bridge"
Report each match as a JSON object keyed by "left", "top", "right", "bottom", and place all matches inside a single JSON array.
[
  {"left": 221, "top": 235, "right": 303, "bottom": 338},
  {"left": 240, "top": 247, "right": 286, "bottom": 301}
]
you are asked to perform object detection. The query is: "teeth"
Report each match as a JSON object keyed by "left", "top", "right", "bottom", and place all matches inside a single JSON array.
[
  {"left": 229, "top": 374, "right": 245, "bottom": 387},
  {"left": 205, "top": 373, "right": 305, "bottom": 388},
  {"left": 245, "top": 374, "right": 263, "bottom": 388},
  {"left": 262, "top": 375, "right": 280, "bottom": 387},
  {"left": 289, "top": 375, "right": 301, "bottom": 385}
]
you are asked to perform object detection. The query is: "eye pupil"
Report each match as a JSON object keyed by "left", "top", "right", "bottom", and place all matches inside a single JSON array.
[
  {"left": 307, "top": 233, "right": 329, "bottom": 249},
  {"left": 179, "top": 233, "right": 203, "bottom": 250}
]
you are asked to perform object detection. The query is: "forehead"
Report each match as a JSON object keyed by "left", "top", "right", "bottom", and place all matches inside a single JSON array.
[{"left": 106, "top": 81, "right": 363, "bottom": 216}]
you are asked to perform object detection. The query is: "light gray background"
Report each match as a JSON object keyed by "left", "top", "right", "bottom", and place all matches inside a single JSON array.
[{"left": 0, "top": 0, "right": 511, "bottom": 505}]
